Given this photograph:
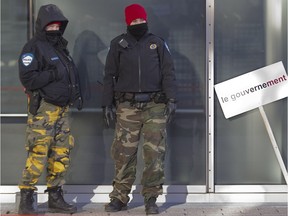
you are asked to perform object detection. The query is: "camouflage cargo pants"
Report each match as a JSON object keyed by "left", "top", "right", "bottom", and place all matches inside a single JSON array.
[
  {"left": 110, "top": 101, "right": 167, "bottom": 204},
  {"left": 19, "top": 100, "right": 74, "bottom": 190}
]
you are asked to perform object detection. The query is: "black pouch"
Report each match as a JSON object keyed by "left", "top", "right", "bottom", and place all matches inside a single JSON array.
[
  {"left": 153, "top": 92, "right": 167, "bottom": 104},
  {"left": 114, "top": 92, "right": 125, "bottom": 103},
  {"left": 27, "top": 90, "right": 41, "bottom": 115},
  {"left": 134, "top": 93, "right": 151, "bottom": 102}
]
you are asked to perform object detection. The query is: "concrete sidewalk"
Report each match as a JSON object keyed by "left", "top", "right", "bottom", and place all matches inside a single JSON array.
[{"left": 1, "top": 202, "right": 287, "bottom": 216}]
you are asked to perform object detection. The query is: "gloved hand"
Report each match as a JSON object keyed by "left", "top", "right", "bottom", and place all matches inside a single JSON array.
[
  {"left": 70, "top": 84, "right": 83, "bottom": 110},
  {"left": 76, "top": 96, "right": 83, "bottom": 111},
  {"left": 164, "top": 99, "right": 177, "bottom": 123},
  {"left": 103, "top": 106, "right": 115, "bottom": 128}
]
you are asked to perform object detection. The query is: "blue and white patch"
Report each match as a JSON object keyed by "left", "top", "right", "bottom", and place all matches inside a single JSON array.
[
  {"left": 21, "top": 53, "right": 34, "bottom": 66},
  {"left": 51, "top": 56, "right": 59, "bottom": 61}
]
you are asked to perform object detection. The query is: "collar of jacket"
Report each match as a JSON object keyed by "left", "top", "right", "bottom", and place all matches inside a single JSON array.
[{"left": 126, "top": 31, "right": 150, "bottom": 43}]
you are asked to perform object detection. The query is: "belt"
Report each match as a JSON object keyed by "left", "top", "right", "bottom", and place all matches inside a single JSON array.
[
  {"left": 115, "top": 92, "right": 167, "bottom": 104},
  {"left": 123, "top": 92, "right": 156, "bottom": 102}
]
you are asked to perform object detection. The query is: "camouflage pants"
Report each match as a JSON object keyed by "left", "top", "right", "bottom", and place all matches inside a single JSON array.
[
  {"left": 110, "top": 101, "right": 167, "bottom": 204},
  {"left": 19, "top": 100, "right": 74, "bottom": 190}
]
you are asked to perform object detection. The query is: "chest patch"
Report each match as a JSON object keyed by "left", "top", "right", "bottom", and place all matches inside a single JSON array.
[
  {"left": 51, "top": 56, "right": 59, "bottom": 61},
  {"left": 21, "top": 53, "right": 34, "bottom": 66},
  {"left": 150, "top": 44, "right": 157, "bottom": 49}
]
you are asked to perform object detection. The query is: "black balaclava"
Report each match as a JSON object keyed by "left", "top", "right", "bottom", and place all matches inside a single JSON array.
[
  {"left": 46, "top": 30, "right": 62, "bottom": 45},
  {"left": 127, "top": 23, "right": 148, "bottom": 41}
]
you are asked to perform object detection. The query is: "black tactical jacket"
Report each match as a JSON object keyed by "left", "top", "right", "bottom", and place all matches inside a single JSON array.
[
  {"left": 19, "top": 4, "right": 82, "bottom": 108},
  {"left": 102, "top": 32, "right": 177, "bottom": 107}
]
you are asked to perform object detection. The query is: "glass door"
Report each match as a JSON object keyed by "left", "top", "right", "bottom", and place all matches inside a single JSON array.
[
  {"left": 1, "top": 0, "right": 207, "bottom": 188},
  {"left": 214, "top": 0, "right": 287, "bottom": 186}
]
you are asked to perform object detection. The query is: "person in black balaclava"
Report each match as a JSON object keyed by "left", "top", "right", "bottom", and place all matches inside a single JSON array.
[
  {"left": 102, "top": 3, "right": 177, "bottom": 215},
  {"left": 18, "top": 4, "right": 82, "bottom": 214}
]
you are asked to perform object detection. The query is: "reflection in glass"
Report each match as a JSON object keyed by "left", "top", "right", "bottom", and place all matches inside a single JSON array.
[{"left": 1, "top": 0, "right": 28, "bottom": 113}]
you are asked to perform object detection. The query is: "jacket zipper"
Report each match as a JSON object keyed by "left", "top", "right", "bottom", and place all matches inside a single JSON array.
[
  {"left": 137, "top": 43, "right": 142, "bottom": 92},
  {"left": 138, "top": 55, "right": 141, "bottom": 92}
]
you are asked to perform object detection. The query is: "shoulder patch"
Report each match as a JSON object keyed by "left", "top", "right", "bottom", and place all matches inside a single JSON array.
[
  {"left": 21, "top": 53, "right": 34, "bottom": 66},
  {"left": 150, "top": 44, "right": 157, "bottom": 49}
]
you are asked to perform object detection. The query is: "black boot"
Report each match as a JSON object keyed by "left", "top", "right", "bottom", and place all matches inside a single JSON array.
[
  {"left": 145, "top": 197, "right": 159, "bottom": 214},
  {"left": 45, "top": 186, "right": 77, "bottom": 214},
  {"left": 105, "top": 198, "right": 127, "bottom": 212},
  {"left": 18, "top": 189, "right": 36, "bottom": 214}
]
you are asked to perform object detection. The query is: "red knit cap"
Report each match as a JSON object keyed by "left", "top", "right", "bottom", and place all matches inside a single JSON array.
[
  {"left": 47, "top": 21, "right": 61, "bottom": 27},
  {"left": 125, "top": 4, "right": 147, "bottom": 26}
]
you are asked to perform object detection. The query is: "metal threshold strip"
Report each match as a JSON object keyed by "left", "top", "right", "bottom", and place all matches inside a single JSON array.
[{"left": 0, "top": 185, "right": 286, "bottom": 203}]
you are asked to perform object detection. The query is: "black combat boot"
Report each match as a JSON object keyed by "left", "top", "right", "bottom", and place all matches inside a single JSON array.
[
  {"left": 45, "top": 186, "right": 77, "bottom": 214},
  {"left": 18, "top": 189, "right": 36, "bottom": 214},
  {"left": 105, "top": 198, "right": 127, "bottom": 212},
  {"left": 145, "top": 197, "right": 159, "bottom": 214}
]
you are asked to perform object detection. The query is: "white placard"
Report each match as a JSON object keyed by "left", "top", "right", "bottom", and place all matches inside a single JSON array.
[{"left": 214, "top": 61, "right": 288, "bottom": 119}]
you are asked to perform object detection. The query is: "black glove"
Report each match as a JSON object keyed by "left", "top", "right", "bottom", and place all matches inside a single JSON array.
[
  {"left": 76, "top": 96, "right": 83, "bottom": 111},
  {"left": 164, "top": 99, "right": 177, "bottom": 123},
  {"left": 73, "top": 85, "right": 83, "bottom": 111},
  {"left": 103, "top": 106, "right": 115, "bottom": 128}
]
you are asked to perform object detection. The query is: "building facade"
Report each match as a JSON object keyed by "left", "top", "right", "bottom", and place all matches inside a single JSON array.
[{"left": 0, "top": 0, "right": 287, "bottom": 203}]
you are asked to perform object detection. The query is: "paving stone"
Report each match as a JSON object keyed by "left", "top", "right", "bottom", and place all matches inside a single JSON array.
[{"left": 1, "top": 203, "right": 287, "bottom": 216}]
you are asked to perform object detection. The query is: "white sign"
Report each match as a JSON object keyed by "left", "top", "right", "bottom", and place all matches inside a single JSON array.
[{"left": 214, "top": 61, "right": 288, "bottom": 119}]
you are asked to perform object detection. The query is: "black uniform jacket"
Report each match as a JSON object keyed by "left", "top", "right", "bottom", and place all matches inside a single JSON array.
[
  {"left": 102, "top": 32, "right": 177, "bottom": 107},
  {"left": 19, "top": 4, "right": 81, "bottom": 107}
]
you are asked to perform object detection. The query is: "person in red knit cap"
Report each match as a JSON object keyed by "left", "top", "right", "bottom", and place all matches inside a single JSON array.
[{"left": 102, "top": 3, "right": 177, "bottom": 215}]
